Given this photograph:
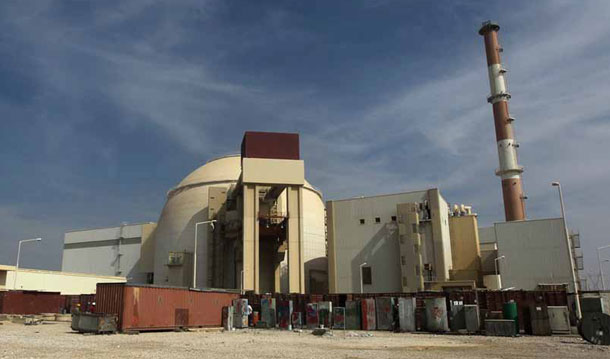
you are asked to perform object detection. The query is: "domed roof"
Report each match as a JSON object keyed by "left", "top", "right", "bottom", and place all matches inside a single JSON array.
[
  {"left": 177, "top": 154, "right": 242, "bottom": 188},
  {"left": 172, "top": 154, "right": 322, "bottom": 197}
]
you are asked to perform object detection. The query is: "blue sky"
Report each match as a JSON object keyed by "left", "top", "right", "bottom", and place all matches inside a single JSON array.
[{"left": 1, "top": 1, "right": 610, "bottom": 288}]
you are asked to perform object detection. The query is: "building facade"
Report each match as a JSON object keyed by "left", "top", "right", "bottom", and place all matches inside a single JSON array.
[
  {"left": 0, "top": 265, "right": 125, "bottom": 295},
  {"left": 327, "top": 189, "right": 453, "bottom": 293},
  {"left": 479, "top": 218, "right": 582, "bottom": 291},
  {"left": 62, "top": 222, "right": 157, "bottom": 284}
]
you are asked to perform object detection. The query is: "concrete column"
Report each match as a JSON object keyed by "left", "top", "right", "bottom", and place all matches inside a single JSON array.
[
  {"left": 429, "top": 189, "right": 451, "bottom": 282},
  {"left": 397, "top": 203, "right": 424, "bottom": 292},
  {"left": 286, "top": 185, "right": 305, "bottom": 293},
  {"left": 242, "top": 184, "right": 260, "bottom": 293}
]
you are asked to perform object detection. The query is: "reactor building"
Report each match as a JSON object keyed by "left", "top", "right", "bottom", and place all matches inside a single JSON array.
[
  {"left": 153, "top": 132, "right": 327, "bottom": 294},
  {"left": 62, "top": 132, "right": 326, "bottom": 294}
]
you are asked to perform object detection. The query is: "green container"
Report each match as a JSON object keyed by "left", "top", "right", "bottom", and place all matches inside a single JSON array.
[{"left": 502, "top": 301, "right": 519, "bottom": 335}]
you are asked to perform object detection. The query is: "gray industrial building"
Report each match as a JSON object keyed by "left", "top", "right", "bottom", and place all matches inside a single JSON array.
[
  {"left": 478, "top": 218, "right": 583, "bottom": 291},
  {"left": 62, "top": 222, "right": 157, "bottom": 284},
  {"left": 327, "top": 189, "right": 453, "bottom": 293}
]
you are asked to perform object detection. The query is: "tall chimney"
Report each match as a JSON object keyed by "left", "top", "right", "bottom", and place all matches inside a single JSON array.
[{"left": 479, "top": 21, "right": 526, "bottom": 221}]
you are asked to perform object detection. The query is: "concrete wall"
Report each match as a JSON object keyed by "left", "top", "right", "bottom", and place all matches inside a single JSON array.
[
  {"left": 153, "top": 180, "right": 230, "bottom": 287},
  {"left": 449, "top": 215, "right": 481, "bottom": 272},
  {"left": 449, "top": 215, "right": 481, "bottom": 283},
  {"left": 429, "top": 189, "right": 452, "bottom": 281},
  {"left": 301, "top": 187, "right": 327, "bottom": 293},
  {"left": 495, "top": 218, "right": 574, "bottom": 291},
  {"left": 62, "top": 223, "right": 151, "bottom": 283},
  {"left": 478, "top": 226, "right": 496, "bottom": 244},
  {"left": 0, "top": 265, "right": 125, "bottom": 294},
  {"left": 327, "top": 189, "right": 451, "bottom": 293},
  {"left": 480, "top": 246, "right": 498, "bottom": 275},
  {"left": 139, "top": 223, "right": 157, "bottom": 274},
  {"left": 242, "top": 158, "right": 305, "bottom": 185}
]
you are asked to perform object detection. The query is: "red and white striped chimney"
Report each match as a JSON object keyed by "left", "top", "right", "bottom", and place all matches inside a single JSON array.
[{"left": 479, "top": 21, "right": 526, "bottom": 221}]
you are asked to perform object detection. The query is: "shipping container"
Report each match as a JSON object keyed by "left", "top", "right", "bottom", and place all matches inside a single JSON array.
[
  {"left": 0, "top": 290, "right": 66, "bottom": 314},
  {"left": 96, "top": 283, "right": 239, "bottom": 332}
]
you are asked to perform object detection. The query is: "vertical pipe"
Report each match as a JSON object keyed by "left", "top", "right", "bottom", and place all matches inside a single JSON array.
[
  {"left": 479, "top": 21, "right": 526, "bottom": 221},
  {"left": 194, "top": 223, "right": 199, "bottom": 288},
  {"left": 13, "top": 241, "right": 22, "bottom": 290},
  {"left": 554, "top": 183, "right": 582, "bottom": 319}
]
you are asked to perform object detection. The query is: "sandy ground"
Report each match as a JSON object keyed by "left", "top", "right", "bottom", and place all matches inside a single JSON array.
[{"left": 1, "top": 321, "right": 609, "bottom": 359}]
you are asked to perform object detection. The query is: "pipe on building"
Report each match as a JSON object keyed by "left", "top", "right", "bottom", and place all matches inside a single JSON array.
[{"left": 479, "top": 21, "right": 526, "bottom": 221}]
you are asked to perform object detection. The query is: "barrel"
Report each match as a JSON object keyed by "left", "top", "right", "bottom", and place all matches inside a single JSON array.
[
  {"left": 252, "top": 311, "right": 259, "bottom": 327},
  {"left": 502, "top": 301, "right": 519, "bottom": 334}
]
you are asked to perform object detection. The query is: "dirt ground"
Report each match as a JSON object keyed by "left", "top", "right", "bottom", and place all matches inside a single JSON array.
[{"left": 1, "top": 321, "right": 609, "bottom": 359}]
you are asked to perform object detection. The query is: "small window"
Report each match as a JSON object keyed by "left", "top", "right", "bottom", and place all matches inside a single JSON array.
[
  {"left": 362, "top": 266, "right": 372, "bottom": 285},
  {"left": 391, "top": 216, "right": 397, "bottom": 222},
  {"left": 359, "top": 219, "right": 365, "bottom": 225},
  {"left": 375, "top": 217, "right": 381, "bottom": 223}
]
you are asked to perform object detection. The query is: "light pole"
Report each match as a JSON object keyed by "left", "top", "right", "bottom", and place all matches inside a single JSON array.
[
  {"left": 494, "top": 255, "right": 505, "bottom": 289},
  {"left": 602, "top": 260, "right": 610, "bottom": 290},
  {"left": 13, "top": 238, "right": 42, "bottom": 290},
  {"left": 597, "top": 245, "right": 610, "bottom": 290},
  {"left": 602, "top": 260, "right": 610, "bottom": 289},
  {"left": 359, "top": 262, "right": 368, "bottom": 294},
  {"left": 552, "top": 181, "right": 582, "bottom": 319},
  {"left": 193, "top": 220, "right": 216, "bottom": 288}
]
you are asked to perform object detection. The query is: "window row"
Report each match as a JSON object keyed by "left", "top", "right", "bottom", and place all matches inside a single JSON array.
[{"left": 359, "top": 216, "right": 397, "bottom": 225}]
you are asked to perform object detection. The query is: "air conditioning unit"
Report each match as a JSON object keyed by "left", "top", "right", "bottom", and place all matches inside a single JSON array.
[{"left": 167, "top": 251, "right": 185, "bottom": 266}]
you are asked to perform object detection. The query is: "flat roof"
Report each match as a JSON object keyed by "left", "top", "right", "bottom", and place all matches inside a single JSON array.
[
  {"left": 327, "top": 188, "right": 437, "bottom": 203},
  {"left": 65, "top": 221, "right": 156, "bottom": 234},
  {"left": 0, "top": 264, "right": 126, "bottom": 280}
]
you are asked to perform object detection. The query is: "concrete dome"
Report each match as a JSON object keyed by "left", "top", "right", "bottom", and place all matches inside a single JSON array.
[
  {"left": 172, "top": 154, "right": 322, "bottom": 197},
  {"left": 153, "top": 154, "right": 326, "bottom": 292},
  {"left": 175, "top": 155, "right": 242, "bottom": 190}
]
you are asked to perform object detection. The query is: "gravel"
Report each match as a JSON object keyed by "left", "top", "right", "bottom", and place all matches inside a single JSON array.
[{"left": 1, "top": 321, "right": 609, "bottom": 358}]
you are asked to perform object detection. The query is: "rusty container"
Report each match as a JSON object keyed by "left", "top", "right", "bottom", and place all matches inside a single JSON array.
[
  {"left": 0, "top": 291, "right": 65, "bottom": 314},
  {"left": 96, "top": 283, "right": 239, "bottom": 332}
]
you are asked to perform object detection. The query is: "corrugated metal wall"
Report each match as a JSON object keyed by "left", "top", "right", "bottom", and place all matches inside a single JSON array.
[
  {"left": 96, "top": 283, "right": 239, "bottom": 331},
  {"left": 0, "top": 291, "right": 66, "bottom": 314},
  {"left": 96, "top": 283, "right": 125, "bottom": 329}
]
